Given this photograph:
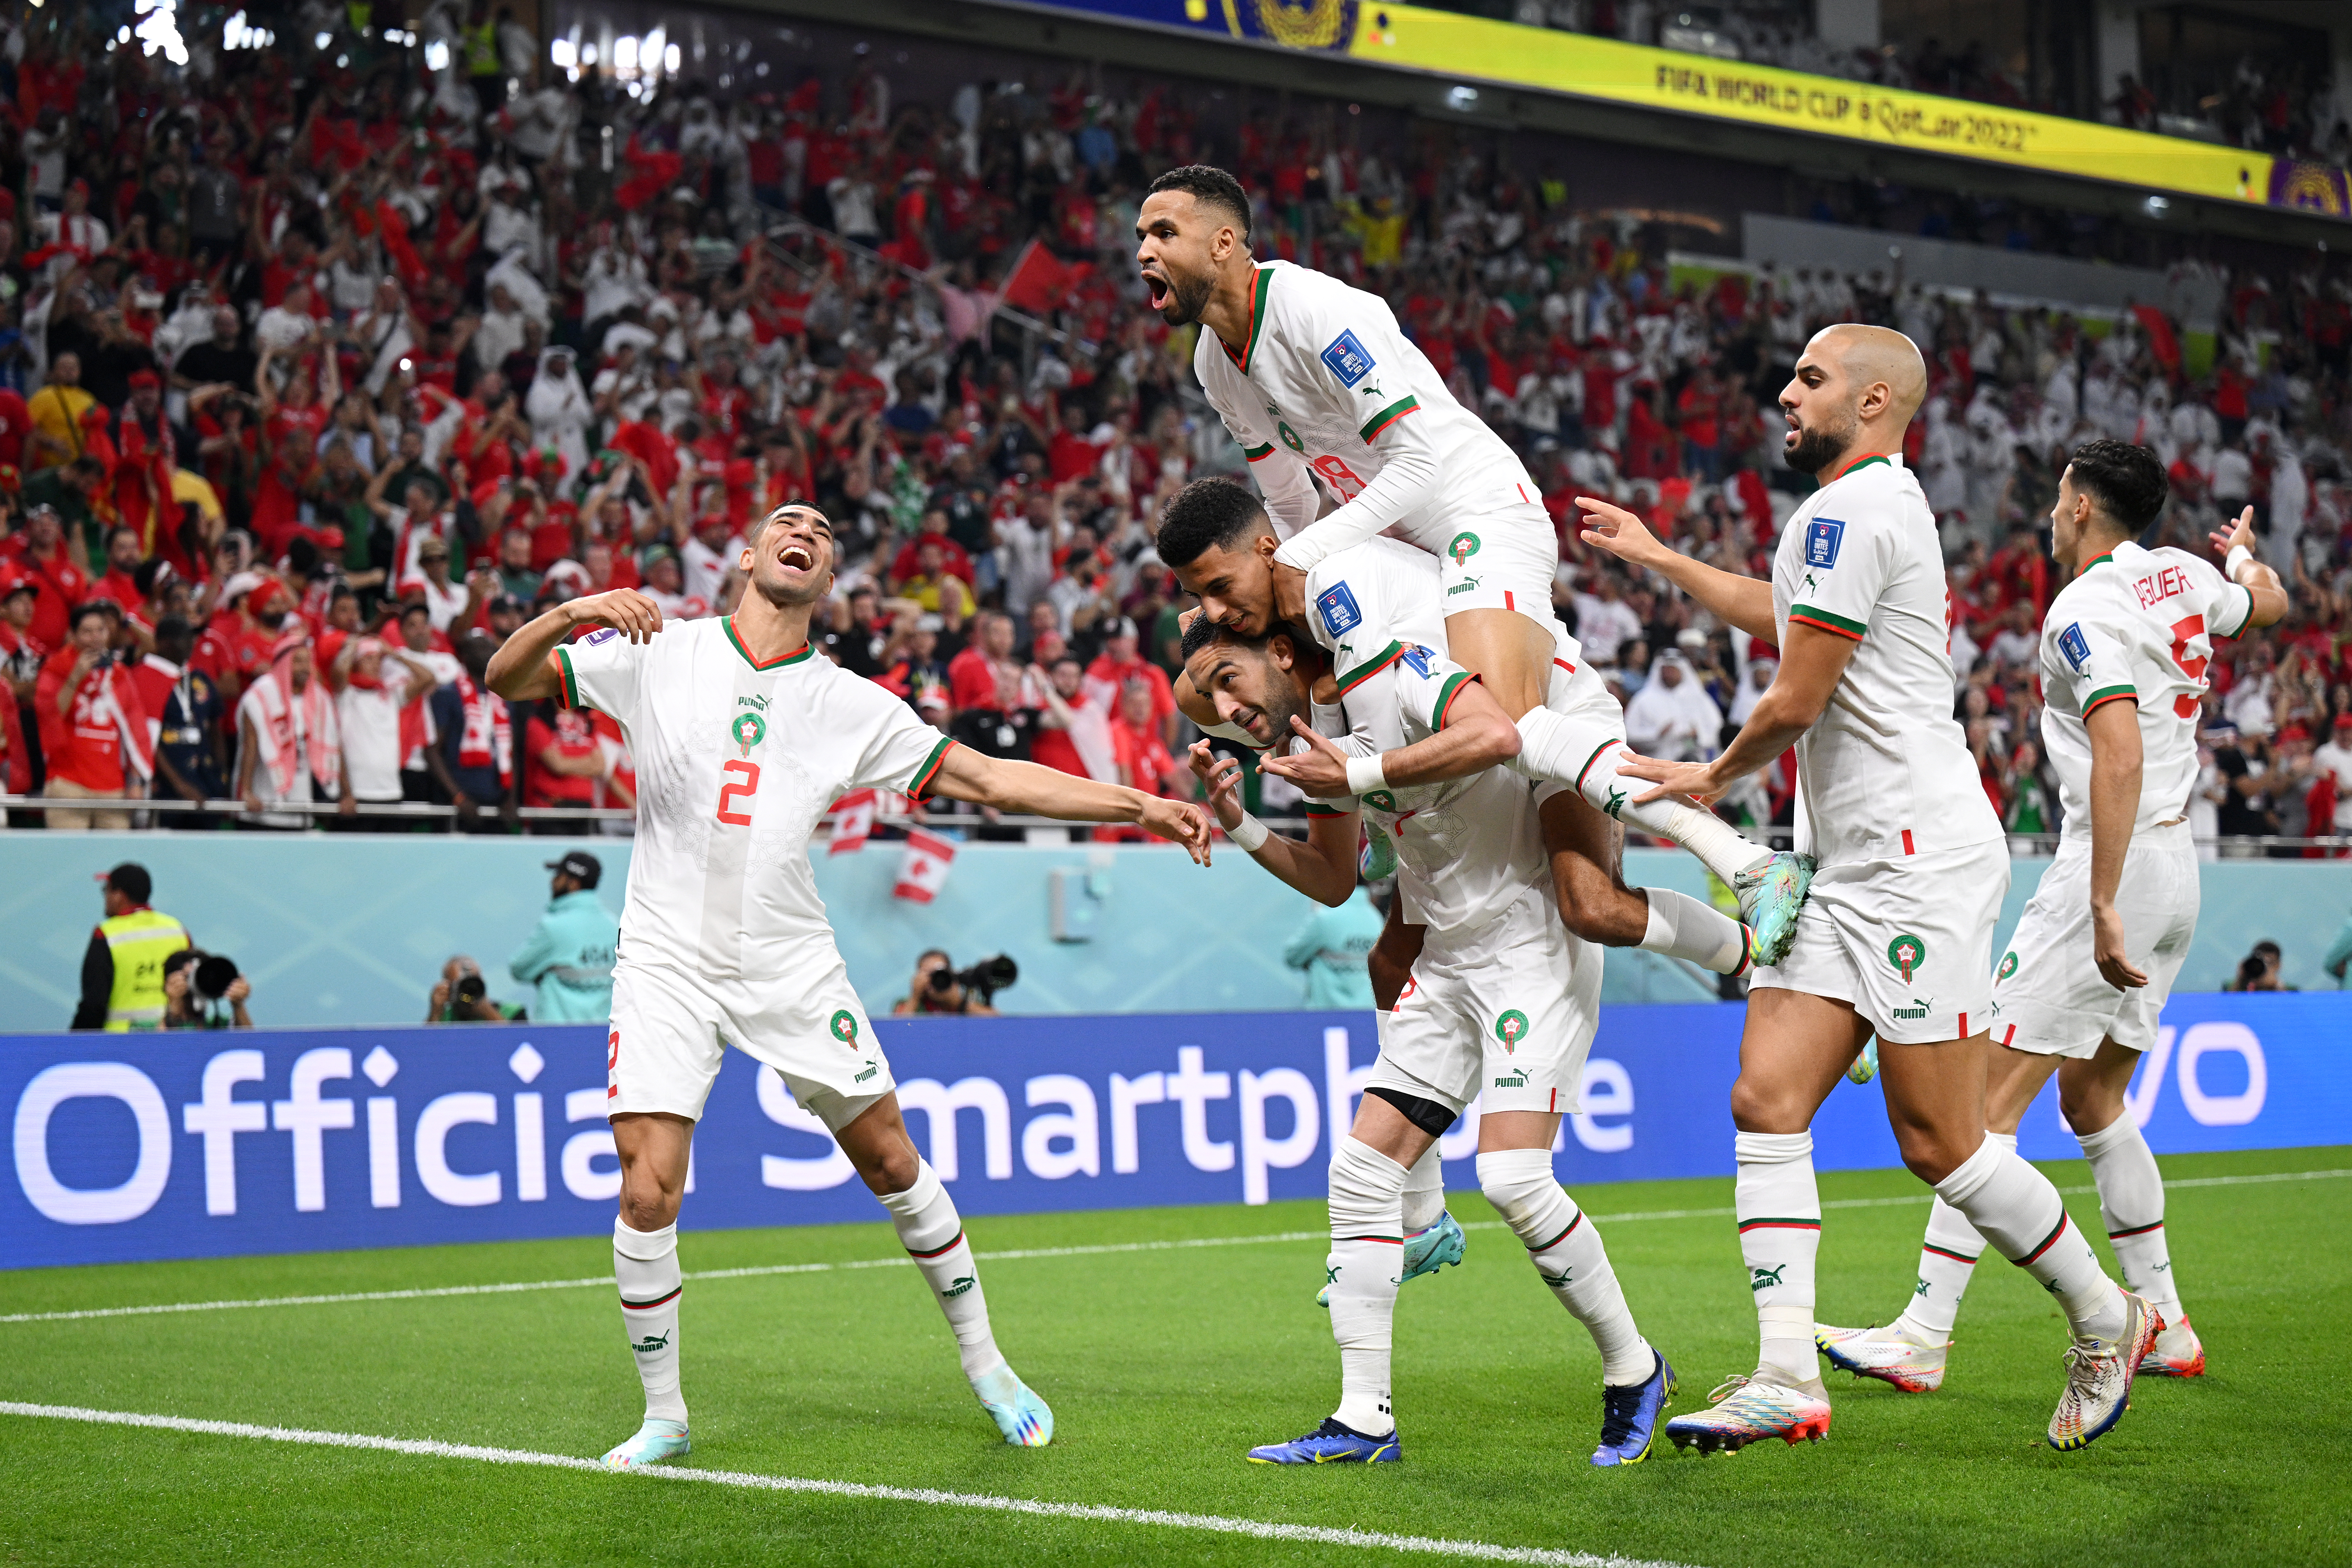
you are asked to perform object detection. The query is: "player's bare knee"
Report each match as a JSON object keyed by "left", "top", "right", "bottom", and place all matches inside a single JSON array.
[
  {"left": 618, "top": 1186, "right": 680, "bottom": 1232},
  {"left": 1893, "top": 1128, "right": 1971, "bottom": 1186},
  {"left": 1728, "top": 1075, "right": 1810, "bottom": 1134},
  {"left": 851, "top": 1137, "right": 922, "bottom": 1196},
  {"left": 2056, "top": 1077, "right": 2126, "bottom": 1138}
]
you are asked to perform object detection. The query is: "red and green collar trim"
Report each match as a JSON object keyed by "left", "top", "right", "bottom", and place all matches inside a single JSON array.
[
  {"left": 1218, "top": 266, "right": 1274, "bottom": 375},
  {"left": 724, "top": 617, "right": 815, "bottom": 671},
  {"left": 1829, "top": 452, "right": 1894, "bottom": 481},
  {"left": 2081, "top": 550, "right": 2116, "bottom": 570}
]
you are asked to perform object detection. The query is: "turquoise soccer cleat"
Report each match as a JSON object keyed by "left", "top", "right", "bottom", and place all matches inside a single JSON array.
[
  {"left": 599, "top": 1417, "right": 691, "bottom": 1470},
  {"left": 1246, "top": 1417, "right": 1401, "bottom": 1464},
  {"left": 1732, "top": 851, "right": 1817, "bottom": 968},
  {"left": 1847, "top": 1039, "right": 1879, "bottom": 1085},
  {"left": 1360, "top": 819, "right": 1397, "bottom": 881},
  {"left": 1591, "top": 1350, "right": 1677, "bottom": 1467},
  {"left": 975, "top": 1368, "right": 1054, "bottom": 1447},
  {"left": 1318, "top": 1211, "right": 1466, "bottom": 1306}
]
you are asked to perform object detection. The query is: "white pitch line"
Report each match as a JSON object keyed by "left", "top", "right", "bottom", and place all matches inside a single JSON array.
[
  {"left": 0, "top": 1401, "right": 1702, "bottom": 1568},
  {"left": 8, "top": 1168, "right": 2342, "bottom": 1328}
]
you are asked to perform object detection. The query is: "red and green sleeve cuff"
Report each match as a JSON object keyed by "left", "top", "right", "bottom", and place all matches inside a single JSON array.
[
  {"left": 1242, "top": 442, "right": 1275, "bottom": 462},
  {"left": 1304, "top": 801, "right": 1351, "bottom": 818},
  {"left": 1433, "top": 671, "right": 1476, "bottom": 728},
  {"left": 1359, "top": 396, "right": 1420, "bottom": 443},
  {"left": 2082, "top": 684, "right": 2138, "bottom": 715},
  {"left": 1787, "top": 604, "right": 1866, "bottom": 641},
  {"left": 906, "top": 737, "right": 955, "bottom": 801},
  {"left": 555, "top": 647, "right": 585, "bottom": 710},
  {"left": 1335, "top": 640, "right": 1404, "bottom": 695}
]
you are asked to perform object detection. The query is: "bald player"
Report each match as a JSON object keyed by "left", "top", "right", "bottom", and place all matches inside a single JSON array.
[{"left": 1580, "top": 327, "right": 2159, "bottom": 1457}]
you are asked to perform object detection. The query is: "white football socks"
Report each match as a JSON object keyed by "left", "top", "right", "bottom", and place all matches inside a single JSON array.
[
  {"left": 613, "top": 1217, "right": 687, "bottom": 1424},
  {"left": 1400, "top": 1141, "right": 1446, "bottom": 1237},
  {"left": 1326, "top": 1137, "right": 1408, "bottom": 1436},
  {"left": 1894, "top": 1191, "right": 1990, "bottom": 1344},
  {"left": 879, "top": 1161, "right": 1005, "bottom": 1382},
  {"left": 1638, "top": 887, "right": 1753, "bottom": 975},
  {"left": 1734, "top": 1130, "right": 1821, "bottom": 1386},
  {"left": 2078, "top": 1114, "right": 2182, "bottom": 1318},
  {"left": 1478, "top": 1148, "right": 1654, "bottom": 1385},
  {"left": 1934, "top": 1136, "right": 2127, "bottom": 1343},
  {"left": 1512, "top": 709, "right": 1772, "bottom": 887}
]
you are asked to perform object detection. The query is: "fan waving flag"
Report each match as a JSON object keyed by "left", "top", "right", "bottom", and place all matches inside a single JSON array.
[
  {"left": 998, "top": 238, "right": 1091, "bottom": 316},
  {"left": 828, "top": 789, "right": 876, "bottom": 855},
  {"left": 892, "top": 828, "right": 958, "bottom": 903}
]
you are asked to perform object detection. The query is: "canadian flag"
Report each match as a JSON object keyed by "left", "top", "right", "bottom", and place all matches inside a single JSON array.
[
  {"left": 892, "top": 828, "right": 958, "bottom": 903},
  {"left": 828, "top": 790, "right": 876, "bottom": 855}
]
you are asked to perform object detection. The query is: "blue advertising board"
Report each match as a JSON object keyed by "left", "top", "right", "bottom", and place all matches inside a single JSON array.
[{"left": 7, "top": 994, "right": 2345, "bottom": 1270}]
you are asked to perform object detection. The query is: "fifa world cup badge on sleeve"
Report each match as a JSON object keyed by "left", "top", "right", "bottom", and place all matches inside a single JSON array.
[
  {"left": 583, "top": 626, "right": 620, "bottom": 646},
  {"left": 2059, "top": 623, "right": 2092, "bottom": 673},
  {"left": 1804, "top": 519, "right": 1845, "bottom": 568},
  {"left": 1320, "top": 330, "right": 1376, "bottom": 386},
  {"left": 1317, "top": 582, "right": 1363, "bottom": 638}
]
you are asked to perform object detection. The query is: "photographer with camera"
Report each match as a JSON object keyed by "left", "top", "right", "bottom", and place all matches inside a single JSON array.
[
  {"left": 38, "top": 600, "right": 150, "bottom": 831},
  {"left": 427, "top": 954, "right": 527, "bottom": 1023},
  {"left": 161, "top": 948, "right": 254, "bottom": 1029},
  {"left": 890, "top": 949, "right": 1017, "bottom": 1017},
  {"left": 70, "top": 863, "right": 190, "bottom": 1031}
]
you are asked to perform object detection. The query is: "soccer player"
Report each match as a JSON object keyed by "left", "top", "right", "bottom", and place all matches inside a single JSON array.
[
  {"left": 1136, "top": 169, "right": 1813, "bottom": 968},
  {"left": 1580, "top": 325, "right": 2159, "bottom": 1454},
  {"left": 486, "top": 504, "right": 1212, "bottom": 1469},
  {"left": 1157, "top": 478, "right": 1796, "bottom": 989},
  {"left": 1816, "top": 442, "right": 2284, "bottom": 1391},
  {"left": 1178, "top": 615, "right": 1676, "bottom": 1468}
]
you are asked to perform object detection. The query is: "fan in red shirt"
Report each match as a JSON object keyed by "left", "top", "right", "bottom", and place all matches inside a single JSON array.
[
  {"left": 1083, "top": 617, "right": 1175, "bottom": 743},
  {"left": 36, "top": 603, "right": 152, "bottom": 816},
  {"left": 253, "top": 358, "right": 334, "bottom": 558},
  {"left": 0, "top": 503, "right": 91, "bottom": 651},
  {"left": 191, "top": 572, "right": 294, "bottom": 708},
  {"left": 1098, "top": 676, "right": 1189, "bottom": 842},
  {"left": 526, "top": 704, "right": 608, "bottom": 808}
]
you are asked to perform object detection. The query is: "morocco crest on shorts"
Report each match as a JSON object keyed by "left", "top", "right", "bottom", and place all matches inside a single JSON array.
[
  {"left": 1494, "top": 1009, "right": 1530, "bottom": 1053},
  {"left": 1888, "top": 933, "right": 1927, "bottom": 983}
]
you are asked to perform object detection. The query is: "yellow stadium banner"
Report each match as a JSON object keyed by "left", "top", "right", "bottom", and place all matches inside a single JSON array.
[{"left": 1343, "top": 2, "right": 2277, "bottom": 208}]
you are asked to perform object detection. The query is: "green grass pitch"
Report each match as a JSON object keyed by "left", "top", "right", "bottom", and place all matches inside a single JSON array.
[{"left": 3, "top": 1146, "right": 2347, "bottom": 1567}]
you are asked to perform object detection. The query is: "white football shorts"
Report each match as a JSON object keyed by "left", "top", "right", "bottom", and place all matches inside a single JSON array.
[
  {"left": 606, "top": 956, "right": 894, "bottom": 1130},
  {"left": 1753, "top": 839, "right": 2009, "bottom": 1044},
  {"left": 1435, "top": 487, "right": 1561, "bottom": 637},
  {"left": 1993, "top": 821, "right": 2197, "bottom": 1058},
  {"left": 1370, "top": 880, "right": 1603, "bottom": 1116}
]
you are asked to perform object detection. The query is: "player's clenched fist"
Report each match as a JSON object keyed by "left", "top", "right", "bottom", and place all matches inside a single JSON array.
[
  {"left": 1138, "top": 796, "right": 1214, "bottom": 865},
  {"left": 565, "top": 589, "right": 665, "bottom": 643}
]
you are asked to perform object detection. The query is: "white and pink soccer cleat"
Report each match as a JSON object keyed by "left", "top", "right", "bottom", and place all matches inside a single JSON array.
[
  {"left": 1815, "top": 1322, "right": 1948, "bottom": 1392},
  {"left": 2049, "top": 1292, "right": 2163, "bottom": 1451},
  {"left": 2136, "top": 1312, "right": 2205, "bottom": 1378},
  {"left": 1664, "top": 1373, "right": 1832, "bottom": 1455}
]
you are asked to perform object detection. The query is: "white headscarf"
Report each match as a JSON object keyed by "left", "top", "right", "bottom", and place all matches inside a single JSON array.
[
  {"left": 1729, "top": 658, "right": 1777, "bottom": 726},
  {"left": 525, "top": 346, "right": 592, "bottom": 479},
  {"left": 1623, "top": 652, "right": 1723, "bottom": 762}
]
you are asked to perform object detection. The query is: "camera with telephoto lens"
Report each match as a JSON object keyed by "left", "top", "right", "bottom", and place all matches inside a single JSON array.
[
  {"left": 191, "top": 953, "right": 240, "bottom": 1003},
  {"left": 928, "top": 953, "right": 1018, "bottom": 1005},
  {"left": 454, "top": 974, "right": 488, "bottom": 1006}
]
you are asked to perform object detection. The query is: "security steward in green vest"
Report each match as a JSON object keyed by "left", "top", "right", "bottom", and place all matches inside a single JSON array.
[{"left": 72, "top": 863, "right": 193, "bottom": 1031}]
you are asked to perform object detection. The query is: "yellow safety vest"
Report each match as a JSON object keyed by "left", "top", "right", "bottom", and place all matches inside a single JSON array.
[
  {"left": 465, "top": 19, "right": 502, "bottom": 77},
  {"left": 101, "top": 909, "right": 191, "bottom": 1032}
]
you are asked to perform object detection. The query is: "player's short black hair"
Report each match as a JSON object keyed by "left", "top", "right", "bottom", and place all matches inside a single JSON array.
[
  {"left": 1157, "top": 477, "right": 1271, "bottom": 568},
  {"left": 1146, "top": 165, "right": 1252, "bottom": 241},
  {"left": 2066, "top": 439, "right": 2168, "bottom": 533},
  {"left": 1179, "top": 612, "right": 1251, "bottom": 665}
]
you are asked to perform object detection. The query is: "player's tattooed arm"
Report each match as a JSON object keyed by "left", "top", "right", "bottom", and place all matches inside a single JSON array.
[
  {"left": 1260, "top": 676, "right": 1520, "bottom": 794},
  {"left": 487, "top": 590, "right": 665, "bottom": 701},
  {"left": 1620, "top": 620, "right": 1857, "bottom": 804},
  {"left": 1188, "top": 740, "right": 1359, "bottom": 905},
  {"left": 1576, "top": 495, "right": 1779, "bottom": 643},
  {"left": 931, "top": 744, "right": 1215, "bottom": 865}
]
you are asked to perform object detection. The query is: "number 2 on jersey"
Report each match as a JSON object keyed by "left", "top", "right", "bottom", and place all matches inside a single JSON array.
[
  {"left": 716, "top": 759, "right": 760, "bottom": 825},
  {"left": 2166, "top": 615, "right": 2208, "bottom": 719}
]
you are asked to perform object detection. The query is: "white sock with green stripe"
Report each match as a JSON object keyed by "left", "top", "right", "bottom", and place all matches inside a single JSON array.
[
  {"left": 880, "top": 1161, "right": 1005, "bottom": 1383},
  {"left": 1511, "top": 710, "right": 1772, "bottom": 886},
  {"left": 614, "top": 1218, "right": 687, "bottom": 1424},
  {"left": 1326, "top": 1137, "right": 1408, "bottom": 1436},
  {"left": 1934, "top": 1136, "right": 2127, "bottom": 1343},
  {"left": 2077, "top": 1115, "right": 2181, "bottom": 1319},
  {"left": 1639, "top": 887, "right": 1753, "bottom": 975},
  {"left": 1735, "top": 1130, "right": 1821, "bottom": 1386},
  {"left": 1893, "top": 1190, "right": 1991, "bottom": 1345}
]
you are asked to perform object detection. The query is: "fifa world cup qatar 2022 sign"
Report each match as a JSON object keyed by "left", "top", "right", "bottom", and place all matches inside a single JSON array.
[{"left": 6, "top": 995, "right": 2343, "bottom": 1269}]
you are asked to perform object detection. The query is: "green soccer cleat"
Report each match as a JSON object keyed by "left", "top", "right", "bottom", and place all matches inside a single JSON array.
[
  {"left": 1318, "top": 1211, "right": 1466, "bottom": 1306},
  {"left": 599, "top": 1418, "right": 691, "bottom": 1470},
  {"left": 1733, "top": 851, "right": 1817, "bottom": 968},
  {"left": 1360, "top": 819, "right": 1397, "bottom": 881},
  {"left": 1847, "top": 1039, "right": 1879, "bottom": 1085}
]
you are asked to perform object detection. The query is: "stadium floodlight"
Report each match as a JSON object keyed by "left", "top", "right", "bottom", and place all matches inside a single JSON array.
[{"left": 1445, "top": 84, "right": 1480, "bottom": 112}]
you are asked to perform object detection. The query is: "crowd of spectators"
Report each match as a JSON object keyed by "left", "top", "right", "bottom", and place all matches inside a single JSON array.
[{"left": 0, "top": 7, "right": 2347, "bottom": 856}]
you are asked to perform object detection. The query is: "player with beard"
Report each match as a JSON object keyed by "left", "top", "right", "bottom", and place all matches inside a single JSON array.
[
  {"left": 1579, "top": 325, "right": 2159, "bottom": 1455},
  {"left": 487, "top": 504, "right": 1212, "bottom": 1470}
]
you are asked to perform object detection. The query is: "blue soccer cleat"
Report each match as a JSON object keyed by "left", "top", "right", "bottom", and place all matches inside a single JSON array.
[
  {"left": 1319, "top": 1211, "right": 1466, "bottom": 1306},
  {"left": 1847, "top": 1039, "right": 1879, "bottom": 1085},
  {"left": 599, "top": 1417, "right": 691, "bottom": 1470},
  {"left": 1733, "top": 851, "right": 1816, "bottom": 968},
  {"left": 1591, "top": 1350, "right": 1676, "bottom": 1467},
  {"left": 1247, "top": 1417, "right": 1401, "bottom": 1464},
  {"left": 975, "top": 1367, "right": 1054, "bottom": 1447}
]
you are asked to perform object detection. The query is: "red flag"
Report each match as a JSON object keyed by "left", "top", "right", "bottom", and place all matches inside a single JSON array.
[
  {"left": 998, "top": 239, "right": 1090, "bottom": 315},
  {"left": 2134, "top": 305, "right": 2182, "bottom": 374},
  {"left": 828, "top": 789, "right": 876, "bottom": 855},
  {"left": 892, "top": 828, "right": 958, "bottom": 903}
]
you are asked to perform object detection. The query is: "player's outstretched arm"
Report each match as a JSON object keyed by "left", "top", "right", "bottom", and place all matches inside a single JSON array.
[
  {"left": 1260, "top": 676, "right": 1520, "bottom": 795},
  {"left": 486, "top": 590, "right": 664, "bottom": 702},
  {"left": 1578, "top": 495, "right": 1780, "bottom": 642},
  {"left": 2210, "top": 506, "right": 2289, "bottom": 629},
  {"left": 1187, "top": 741, "right": 1359, "bottom": 905},
  {"left": 1621, "top": 621, "right": 1856, "bottom": 803},
  {"left": 930, "top": 744, "right": 1214, "bottom": 865},
  {"left": 1269, "top": 411, "right": 1439, "bottom": 575}
]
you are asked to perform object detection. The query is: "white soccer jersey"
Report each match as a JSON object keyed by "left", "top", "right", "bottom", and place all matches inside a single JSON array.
[
  {"left": 2038, "top": 541, "right": 2254, "bottom": 835},
  {"left": 1771, "top": 453, "right": 2001, "bottom": 869},
  {"left": 1195, "top": 261, "right": 1538, "bottom": 572},
  {"left": 1303, "top": 536, "right": 1451, "bottom": 692},
  {"left": 559, "top": 618, "right": 953, "bottom": 986}
]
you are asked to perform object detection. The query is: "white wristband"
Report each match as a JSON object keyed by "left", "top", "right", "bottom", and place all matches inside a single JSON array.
[
  {"left": 1228, "top": 812, "right": 1270, "bottom": 853},
  {"left": 2225, "top": 544, "right": 2253, "bottom": 580},
  {"left": 1345, "top": 752, "right": 1389, "bottom": 797}
]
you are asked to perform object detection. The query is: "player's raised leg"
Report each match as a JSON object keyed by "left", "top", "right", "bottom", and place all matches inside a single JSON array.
[
  {"left": 605, "top": 1110, "right": 696, "bottom": 1469},
  {"left": 1538, "top": 788, "right": 1755, "bottom": 987},
  {"left": 835, "top": 1095, "right": 1053, "bottom": 1445}
]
